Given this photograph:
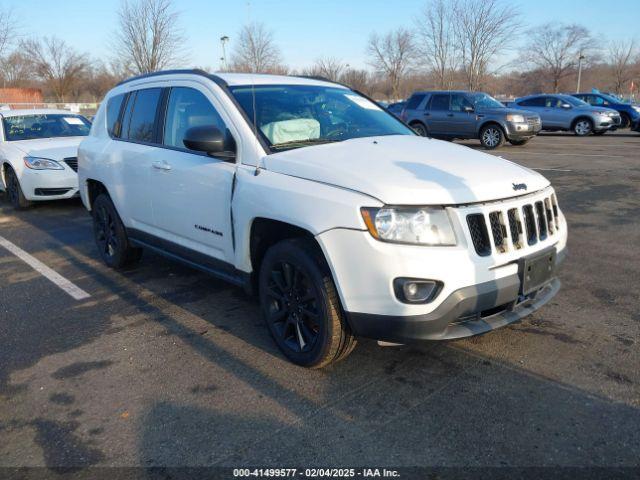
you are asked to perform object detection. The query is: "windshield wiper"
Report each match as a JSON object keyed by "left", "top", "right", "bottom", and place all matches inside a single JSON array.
[{"left": 270, "top": 138, "right": 339, "bottom": 150}]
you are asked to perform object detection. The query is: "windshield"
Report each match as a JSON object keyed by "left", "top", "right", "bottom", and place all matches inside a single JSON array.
[
  {"left": 600, "top": 93, "right": 625, "bottom": 104},
  {"left": 560, "top": 95, "right": 588, "bottom": 107},
  {"left": 3, "top": 114, "right": 91, "bottom": 141},
  {"left": 229, "top": 85, "right": 414, "bottom": 151},
  {"left": 471, "top": 93, "right": 505, "bottom": 109}
]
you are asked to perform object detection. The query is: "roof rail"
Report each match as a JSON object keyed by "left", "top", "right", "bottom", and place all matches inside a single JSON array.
[{"left": 116, "top": 69, "right": 228, "bottom": 87}]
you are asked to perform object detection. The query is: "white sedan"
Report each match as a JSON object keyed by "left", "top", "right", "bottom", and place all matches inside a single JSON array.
[{"left": 0, "top": 109, "right": 91, "bottom": 208}]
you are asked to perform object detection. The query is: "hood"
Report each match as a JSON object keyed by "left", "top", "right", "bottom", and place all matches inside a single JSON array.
[
  {"left": 264, "top": 135, "right": 549, "bottom": 205},
  {"left": 576, "top": 105, "right": 618, "bottom": 114},
  {"left": 9, "top": 137, "right": 84, "bottom": 160}
]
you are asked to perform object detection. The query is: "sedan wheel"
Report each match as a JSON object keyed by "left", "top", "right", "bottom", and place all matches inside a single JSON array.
[
  {"left": 574, "top": 119, "right": 593, "bottom": 136},
  {"left": 4, "top": 167, "right": 30, "bottom": 209},
  {"left": 411, "top": 123, "right": 428, "bottom": 136}
]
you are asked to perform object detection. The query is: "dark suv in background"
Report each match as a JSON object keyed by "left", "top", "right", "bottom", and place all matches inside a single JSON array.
[
  {"left": 573, "top": 92, "right": 640, "bottom": 129},
  {"left": 400, "top": 91, "right": 541, "bottom": 149}
]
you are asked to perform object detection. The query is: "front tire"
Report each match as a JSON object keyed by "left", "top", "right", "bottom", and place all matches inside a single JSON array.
[
  {"left": 259, "top": 238, "right": 356, "bottom": 368},
  {"left": 480, "top": 124, "right": 505, "bottom": 149},
  {"left": 620, "top": 113, "right": 631, "bottom": 129},
  {"left": 92, "top": 194, "right": 142, "bottom": 269},
  {"left": 4, "top": 166, "right": 31, "bottom": 209},
  {"left": 573, "top": 118, "right": 593, "bottom": 136}
]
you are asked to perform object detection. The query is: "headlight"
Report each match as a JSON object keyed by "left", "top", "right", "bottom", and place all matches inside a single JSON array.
[
  {"left": 632, "top": 106, "right": 640, "bottom": 113},
  {"left": 24, "top": 156, "right": 64, "bottom": 170},
  {"left": 506, "top": 114, "right": 525, "bottom": 123},
  {"left": 361, "top": 207, "right": 456, "bottom": 246}
]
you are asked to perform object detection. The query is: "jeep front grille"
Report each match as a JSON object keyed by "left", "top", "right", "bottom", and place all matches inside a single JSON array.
[{"left": 464, "top": 191, "right": 561, "bottom": 257}]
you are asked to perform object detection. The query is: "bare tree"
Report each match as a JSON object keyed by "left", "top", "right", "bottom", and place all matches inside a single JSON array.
[
  {"left": 1, "top": 51, "right": 32, "bottom": 88},
  {"left": 340, "top": 68, "right": 371, "bottom": 93},
  {"left": 311, "top": 57, "right": 347, "bottom": 82},
  {"left": 520, "top": 23, "right": 593, "bottom": 93},
  {"left": 21, "top": 37, "right": 88, "bottom": 102},
  {"left": 608, "top": 39, "right": 637, "bottom": 94},
  {"left": 367, "top": 28, "right": 416, "bottom": 99},
  {"left": 113, "top": 0, "right": 185, "bottom": 75},
  {"left": 0, "top": 5, "right": 16, "bottom": 59},
  {"left": 416, "top": 0, "right": 457, "bottom": 89},
  {"left": 231, "top": 22, "right": 282, "bottom": 73},
  {"left": 452, "top": 0, "right": 520, "bottom": 91}
]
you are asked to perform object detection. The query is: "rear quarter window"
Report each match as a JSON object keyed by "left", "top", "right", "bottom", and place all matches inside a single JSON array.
[
  {"left": 106, "top": 94, "right": 126, "bottom": 138},
  {"left": 122, "top": 88, "right": 162, "bottom": 143},
  {"left": 405, "top": 94, "right": 426, "bottom": 110}
]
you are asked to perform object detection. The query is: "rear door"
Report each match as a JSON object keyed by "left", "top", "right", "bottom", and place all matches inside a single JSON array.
[
  {"left": 115, "top": 87, "right": 163, "bottom": 232},
  {"left": 447, "top": 93, "right": 476, "bottom": 136},
  {"left": 149, "top": 84, "right": 237, "bottom": 264},
  {"left": 545, "top": 97, "right": 568, "bottom": 128},
  {"left": 425, "top": 93, "right": 451, "bottom": 135},
  {"left": 518, "top": 97, "right": 548, "bottom": 127}
]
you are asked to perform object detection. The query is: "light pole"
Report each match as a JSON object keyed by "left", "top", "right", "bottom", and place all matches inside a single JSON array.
[
  {"left": 220, "top": 35, "right": 229, "bottom": 71},
  {"left": 576, "top": 53, "right": 585, "bottom": 93}
]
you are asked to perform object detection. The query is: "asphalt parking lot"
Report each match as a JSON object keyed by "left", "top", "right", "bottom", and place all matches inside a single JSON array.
[{"left": 0, "top": 131, "right": 639, "bottom": 473}]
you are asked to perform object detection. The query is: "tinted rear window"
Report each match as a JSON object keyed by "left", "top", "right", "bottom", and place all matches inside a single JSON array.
[
  {"left": 406, "top": 94, "right": 425, "bottom": 110},
  {"left": 518, "top": 97, "right": 545, "bottom": 107},
  {"left": 106, "top": 94, "right": 125, "bottom": 138},
  {"left": 123, "top": 88, "right": 162, "bottom": 143}
]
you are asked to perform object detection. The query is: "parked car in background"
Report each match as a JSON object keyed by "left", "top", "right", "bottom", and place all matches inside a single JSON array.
[
  {"left": 79, "top": 70, "right": 566, "bottom": 367},
  {"left": 386, "top": 101, "right": 406, "bottom": 119},
  {"left": 572, "top": 92, "right": 640, "bottom": 129},
  {"left": 510, "top": 94, "right": 621, "bottom": 136},
  {"left": 0, "top": 109, "right": 91, "bottom": 209},
  {"left": 401, "top": 90, "right": 541, "bottom": 149}
]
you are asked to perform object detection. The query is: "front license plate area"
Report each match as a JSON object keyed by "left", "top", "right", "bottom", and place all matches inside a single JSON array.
[{"left": 519, "top": 248, "right": 556, "bottom": 295}]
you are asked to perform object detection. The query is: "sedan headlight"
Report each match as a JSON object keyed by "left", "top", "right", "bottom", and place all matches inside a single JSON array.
[
  {"left": 24, "top": 156, "right": 64, "bottom": 170},
  {"left": 506, "top": 114, "right": 525, "bottom": 123},
  {"left": 361, "top": 207, "right": 456, "bottom": 245},
  {"left": 632, "top": 106, "right": 640, "bottom": 113}
]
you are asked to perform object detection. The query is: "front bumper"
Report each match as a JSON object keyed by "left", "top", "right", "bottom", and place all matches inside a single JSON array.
[
  {"left": 19, "top": 167, "right": 79, "bottom": 201},
  {"left": 504, "top": 120, "right": 541, "bottom": 139},
  {"left": 346, "top": 269, "right": 562, "bottom": 344},
  {"left": 594, "top": 114, "right": 621, "bottom": 131}
]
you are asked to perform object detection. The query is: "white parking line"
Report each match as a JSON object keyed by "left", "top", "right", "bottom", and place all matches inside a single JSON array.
[
  {"left": 507, "top": 151, "right": 624, "bottom": 158},
  {"left": 0, "top": 234, "right": 90, "bottom": 301}
]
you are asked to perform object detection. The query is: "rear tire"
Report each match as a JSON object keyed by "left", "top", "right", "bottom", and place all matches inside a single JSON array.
[
  {"left": 508, "top": 138, "right": 530, "bottom": 146},
  {"left": 573, "top": 118, "right": 593, "bottom": 136},
  {"left": 92, "top": 194, "right": 143, "bottom": 269},
  {"left": 480, "top": 124, "right": 505, "bottom": 149},
  {"left": 4, "top": 166, "right": 31, "bottom": 209},
  {"left": 259, "top": 238, "right": 356, "bottom": 368},
  {"left": 410, "top": 122, "right": 428, "bottom": 137}
]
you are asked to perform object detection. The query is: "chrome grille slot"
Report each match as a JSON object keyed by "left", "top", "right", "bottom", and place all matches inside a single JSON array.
[
  {"left": 488, "top": 211, "right": 508, "bottom": 253},
  {"left": 535, "top": 201, "right": 548, "bottom": 240},
  {"left": 466, "top": 214, "right": 491, "bottom": 257},
  {"left": 522, "top": 204, "right": 537, "bottom": 246},
  {"left": 507, "top": 208, "right": 523, "bottom": 249}
]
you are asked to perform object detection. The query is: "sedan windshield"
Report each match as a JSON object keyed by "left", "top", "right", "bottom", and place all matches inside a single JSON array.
[
  {"left": 229, "top": 85, "right": 414, "bottom": 151},
  {"left": 471, "top": 93, "right": 505, "bottom": 109},
  {"left": 3, "top": 114, "right": 91, "bottom": 141}
]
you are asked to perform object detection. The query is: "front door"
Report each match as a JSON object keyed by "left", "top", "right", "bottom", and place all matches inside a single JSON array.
[
  {"left": 149, "top": 85, "right": 237, "bottom": 264},
  {"left": 425, "top": 93, "right": 451, "bottom": 135},
  {"left": 447, "top": 93, "right": 477, "bottom": 136}
]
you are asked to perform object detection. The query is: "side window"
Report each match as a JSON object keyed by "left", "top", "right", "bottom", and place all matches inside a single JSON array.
[
  {"left": 545, "top": 97, "right": 562, "bottom": 108},
  {"left": 123, "top": 88, "right": 162, "bottom": 143},
  {"left": 106, "top": 94, "right": 125, "bottom": 137},
  {"left": 450, "top": 94, "right": 473, "bottom": 112},
  {"left": 405, "top": 94, "right": 426, "bottom": 110},
  {"left": 429, "top": 94, "right": 450, "bottom": 111},
  {"left": 519, "top": 97, "right": 544, "bottom": 107},
  {"left": 593, "top": 96, "right": 606, "bottom": 106},
  {"left": 163, "top": 87, "right": 229, "bottom": 151}
]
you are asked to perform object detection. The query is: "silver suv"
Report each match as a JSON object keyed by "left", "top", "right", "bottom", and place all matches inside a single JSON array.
[
  {"left": 400, "top": 91, "right": 541, "bottom": 149},
  {"left": 510, "top": 94, "right": 621, "bottom": 136}
]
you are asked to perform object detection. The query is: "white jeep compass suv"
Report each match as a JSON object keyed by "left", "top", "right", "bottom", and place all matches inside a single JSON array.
[{"left": 79, "top": 70, "right": 567, "bottom": 367}]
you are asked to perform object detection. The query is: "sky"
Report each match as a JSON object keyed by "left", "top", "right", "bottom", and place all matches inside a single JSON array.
[{"left": 7, "top": 0, "right": 640, "bottom": 71}]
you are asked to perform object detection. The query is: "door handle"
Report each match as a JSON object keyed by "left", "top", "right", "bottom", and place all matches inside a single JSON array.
[
  {"left": 152, "top": 161, "right": 171, "bottom": 171},
  {"left": 447, "top": 113, "right": 454, "bottom": 117}
]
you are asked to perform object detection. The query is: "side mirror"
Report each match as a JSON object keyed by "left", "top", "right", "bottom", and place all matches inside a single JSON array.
[
  {"left": 183, "top": 126, "right": 235, "bottom": 159},
  {"left": 463, "top": 105, "right": 474, "bottom": 113},
  {"left": 561, "top": 103, "right": 572, "bottom": 109}
]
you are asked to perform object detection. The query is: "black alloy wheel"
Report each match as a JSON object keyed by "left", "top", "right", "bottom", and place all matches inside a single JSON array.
[
  {"left": 5, "top": 167, "right": 30, "bottom": 209},
  {"left": 92, "top": 194, "right": 142, "bottom": 269},
  {"left": 264, "top": 260, "right": 321, "bottom": 354}
]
